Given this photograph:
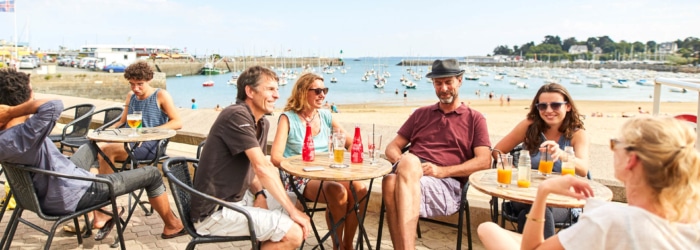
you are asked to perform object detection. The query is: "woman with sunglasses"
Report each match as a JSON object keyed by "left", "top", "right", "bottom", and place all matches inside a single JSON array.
[
  {"left": 479, "top": 116, "right": 700, "bottom": 249},
  {"left": 270, "top": 73, "right": 367, "bottom": 250},
  {"left": 491, "top": 83, "right": 588, "bottom": 238}
]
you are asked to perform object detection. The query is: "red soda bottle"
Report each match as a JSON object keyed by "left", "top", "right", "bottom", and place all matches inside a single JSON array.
[
  {"left": 351, "top": 125, "right": 363, "bottom": 163},
  {"left": 302, "top": 122, "right": 315, "bottom": 161}
]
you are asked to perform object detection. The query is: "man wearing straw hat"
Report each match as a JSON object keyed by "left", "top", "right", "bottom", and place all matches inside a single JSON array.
[{"left": 382, "top": 59, "right": 492, "bottom": 249}]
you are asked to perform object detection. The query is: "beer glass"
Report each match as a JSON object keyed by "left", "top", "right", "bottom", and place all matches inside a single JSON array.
[
  {"left": 330, "top": 132, "right": 346, "bottom": 168},
  {"left": 126, "top": 111, "right": 142, "bottom": 137}
]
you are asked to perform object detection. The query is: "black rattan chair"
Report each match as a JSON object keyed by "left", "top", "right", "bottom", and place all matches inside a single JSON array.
[
  {"left": 49, "top": 104, "right": 96, "bottom": 147},
  {"left": 0, "top": 162, "right": 125, "bottom": 250},
  {"left": 60, "top": 107, "right": 124, "bottom": 153},
  {"left": 162, "top": 157, "right": 259, "bottom": 250}
]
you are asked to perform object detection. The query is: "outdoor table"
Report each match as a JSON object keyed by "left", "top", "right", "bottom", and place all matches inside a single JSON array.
[
  {"left": 87, "top": 128, "right": 176, "bottom": 218},
  {"left": 468, "top": 169, "right": 613, "bottom": 223},
  {"left": 280, "top": 152, "right": 392, "bottom": 250}
]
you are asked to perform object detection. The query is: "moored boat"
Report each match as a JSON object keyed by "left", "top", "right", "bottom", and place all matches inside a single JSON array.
[{"left": 202, "top": 80, "right": 214, "bottom": 87}]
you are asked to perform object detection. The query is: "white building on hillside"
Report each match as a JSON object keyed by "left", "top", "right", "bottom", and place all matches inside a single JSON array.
[
  {"left": 568, "top": 45, "right": 588, "bottom": 54},
  {"left": 80, "top": 44, "right": 172, "bottom": 66},
  {"left": 657, "top": 42, "right": 678, "bottom": 55}
]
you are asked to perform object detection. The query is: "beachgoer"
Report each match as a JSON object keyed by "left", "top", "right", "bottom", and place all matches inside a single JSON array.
[
  {"left": 395, "top": 88, "right": 399, "bottom": 95},
  {"left": 322, "top": 101, "right": 330, "bottom": 109},
  {"left": 500, "top": 94, "right": 504, "bottom": 106},
  {"left": 270, "top": 73, "right": 366, "bottom": 250},
  {"left": 214, "top": 104, "right": 222, "bottom": 111},
  {"left": 190, "top": 66, "right": 309, "bottom": 249},
  {"left": 489, "top": 91, "right": 494, "bottom": 101},
  {"left": 479, "top": 116, "right": 700, "bottom": 249},
  {"left": 96, "top": 61, "right": 182, "bottom": 176},
  {"left": 507, "top": 95, "right": 511, "bottom": 106},
  {"left": 491, "top": 83, "right": 588, "bottom": 238},
  {"left": 0, "top": 68, "right": 185, "bottom": 241},
  {"left": 382, "top": 59, "right": 492, "bottom": 249},
  {"left": 331, "top": 102, "right": 339, "bottom": 113},
  {"left": 638, "top": 106, "right": 650, "bottom": 114},
  {"left": 191, "top": 98, "right": 198, "bottom": 109}
]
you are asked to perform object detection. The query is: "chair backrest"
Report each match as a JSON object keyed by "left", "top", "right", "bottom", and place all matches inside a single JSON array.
[
  {"left": 96, "top": 107, "right": 124, "bottom": 131},
  {"left": 64, "top": 104, "right": 96, "bottom": 138},
  {"left": 196, "top": 140, "right": 207, "bottom": 159},
  {"left": 0, "top": 162, "right": 49, "bottom": 217},
  {"left": 162, "top": 157, "right": 197, "bottom": 236}
]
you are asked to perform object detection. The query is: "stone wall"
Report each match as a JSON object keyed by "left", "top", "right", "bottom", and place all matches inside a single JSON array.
[{"left": 30, "top": 72, "right": 167, "bottom": 101}]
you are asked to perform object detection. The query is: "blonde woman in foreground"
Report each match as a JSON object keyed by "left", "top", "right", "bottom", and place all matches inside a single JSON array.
[{"left": 478, "top": 116, "right": 700, "bottom": 249}]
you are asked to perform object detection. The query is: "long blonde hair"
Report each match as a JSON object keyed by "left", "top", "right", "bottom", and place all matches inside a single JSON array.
[
  {"left": 284, "top": 73, "right": 324, "bottom": 112},
  {"left": 620, "top": 116, "right": 699, "bottom": 223}
]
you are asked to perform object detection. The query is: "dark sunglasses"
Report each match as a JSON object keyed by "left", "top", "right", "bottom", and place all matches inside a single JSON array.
[
  {"left": 309, "top": 87, "right": 329, "bottom": 95},
  {"left": 535, "top": 101, "right": 567, "bottom": 111},
  {"left": 610, "top": 138, "right": 634, "bottom": 151}
]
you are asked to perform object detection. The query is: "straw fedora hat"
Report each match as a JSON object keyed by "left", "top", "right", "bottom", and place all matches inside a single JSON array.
[{"left": 425, "top": 59, "right": 465, "bottom": 79}]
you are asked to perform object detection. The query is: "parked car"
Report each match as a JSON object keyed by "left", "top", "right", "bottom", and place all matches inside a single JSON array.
[
  {"left": 19, "top": 59, "right": 35, "bottom": 69},
  {"left": 103, "top": 63, "right": 127, "bottom": 73}
]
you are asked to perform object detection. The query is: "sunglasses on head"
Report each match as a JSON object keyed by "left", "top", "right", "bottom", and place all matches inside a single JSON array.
[
  {"left": 610, "top": 138, "right": 634, "bottom": 151},
  {"left": 309, "top": 87, "right": 329, "bottom": 95},
  {"left": 535, "top": 101, "right": 567, "bottom": 111}
]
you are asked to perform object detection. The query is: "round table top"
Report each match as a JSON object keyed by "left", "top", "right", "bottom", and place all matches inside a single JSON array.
[
  {"left": 280, "top": 152, "right": 393, "bottom": 181},
  {"left": 87, "top": 128, "right": 176, "bottom": 143},
  {"left": 469, "top": 169, "right": 614, "bottom": 208}
]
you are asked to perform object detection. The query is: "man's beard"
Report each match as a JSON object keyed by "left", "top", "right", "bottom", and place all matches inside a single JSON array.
[{"left": 438, "top": 91, "right": 457, "bottom": 104}]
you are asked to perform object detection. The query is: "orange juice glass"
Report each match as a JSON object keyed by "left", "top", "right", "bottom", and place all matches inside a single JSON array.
[
  {"left": 517, "top": 179, "right": 531, "bottom": 188},
  {"left": 497, "top": 168, "right": 512, "bottom": 188},
  {"left": 561, "top": 167, "right": 576, "bottom": 176},
  {"left": 538, "top": 148, "right": 554, "bottom": 176}
]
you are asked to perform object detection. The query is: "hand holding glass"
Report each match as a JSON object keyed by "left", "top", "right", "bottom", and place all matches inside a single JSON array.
[{"left": 126, "top": 111, "right": 142, "bottom": 137}]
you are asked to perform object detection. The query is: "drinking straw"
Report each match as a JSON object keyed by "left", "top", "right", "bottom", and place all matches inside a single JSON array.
[
  {"left": 499, "top": 152, "right": 505, "bottom": 169},
  {"left": 378, "top": 135, "right": 382, "bottom": 152}
]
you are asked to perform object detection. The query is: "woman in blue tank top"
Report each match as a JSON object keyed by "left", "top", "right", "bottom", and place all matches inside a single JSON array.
[
  {"left": 492, "top": 83, "right": 589, "bottom": 238},
  {"left": 270, "top": 73, "right": 367, "bottom": 250}
]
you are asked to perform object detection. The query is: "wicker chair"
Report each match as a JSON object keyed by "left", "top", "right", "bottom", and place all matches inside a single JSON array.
[
  {"left": 49, "top": 104, "right": 96, "bottom": 147},
  {"left": 162, "top": 157, "right": 259, "bottom": 250},
  {"left": 0, "top": 162, "right": 125, "bottom": 250}
]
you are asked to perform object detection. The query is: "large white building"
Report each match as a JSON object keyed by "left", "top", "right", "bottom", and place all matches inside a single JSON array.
[{"left": 80, "top": 44, "right": 172, "bottom": 65}]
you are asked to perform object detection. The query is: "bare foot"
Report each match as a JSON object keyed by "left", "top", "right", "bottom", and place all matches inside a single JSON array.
[{"left": 93, "top": 207, "right": 123, "bottom": 229}]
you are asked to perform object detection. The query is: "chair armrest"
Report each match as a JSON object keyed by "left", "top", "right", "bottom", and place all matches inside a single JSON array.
[{"left": 19, "top": 166, "right": 117, "bottom": 197}]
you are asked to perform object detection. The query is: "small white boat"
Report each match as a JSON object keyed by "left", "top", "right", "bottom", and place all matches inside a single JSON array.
[
  {"left": 479, "top": 81, "right": 490, "bottom": 86},
  {"left": 175, "top": 73, "right": 182, "bottom": 77},
  {"left": 330, "top": 77, "right": 338, "bottom": 83},
  {"left": 636, "top": 79, "right": 654, "bottom": 86},
  {"left": 493, "top": 75, "right": 504, "bottom": 81},
  {"left": 570, "top": 78, "right": 583, "bottom": 85},
  {"left": 611, "top": 83, "right": 630, "bottom": 88},
  {"left": 669, "top": 87, "right": 688, "bottom": 93},
  {"left": 465, "top": 75, "right": 479, "bottom": 81},
  {"left": 586, "top": 81, "right": 603, "bottom": 88},
  {"left": 516, "top": 81, "right": 528, "bottom": 89}
]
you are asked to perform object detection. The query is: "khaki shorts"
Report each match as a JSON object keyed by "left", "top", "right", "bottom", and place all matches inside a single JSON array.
[{"left": 194, "top": 190, "right": 297, "bottom": 242}]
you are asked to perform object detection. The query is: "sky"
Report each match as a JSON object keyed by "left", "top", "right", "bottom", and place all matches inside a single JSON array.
[{"left": 1, "top": 0, "right": 698, "bottom": 58}]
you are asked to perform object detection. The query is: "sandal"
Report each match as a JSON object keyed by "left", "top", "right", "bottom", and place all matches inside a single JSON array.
[{"left": 94, "top": 207, "right": 125, "bottom": 241}]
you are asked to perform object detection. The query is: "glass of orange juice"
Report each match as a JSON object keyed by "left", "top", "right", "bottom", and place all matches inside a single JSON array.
[
  {"left": 538, "top": 147, "right": 554, "bottom": 176},
  {"left": 496, "top": 154, "right": 513, "bottom": 188},
  {"left": 561, "top": 155, "right": 576, "bottom": 176}
]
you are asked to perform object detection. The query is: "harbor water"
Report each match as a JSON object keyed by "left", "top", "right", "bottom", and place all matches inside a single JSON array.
[{"left": 166, "top": 57, "right": 698, "bottom": 109}]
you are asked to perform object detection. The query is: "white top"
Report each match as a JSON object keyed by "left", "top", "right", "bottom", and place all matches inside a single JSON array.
[{"left": 559, "top": 198, "right": 700, "bottom": 249}]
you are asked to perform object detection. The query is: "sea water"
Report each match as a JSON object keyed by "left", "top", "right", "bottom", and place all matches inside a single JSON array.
[{"left": 166, "top": 57, "right": 698, "bottom": 109}]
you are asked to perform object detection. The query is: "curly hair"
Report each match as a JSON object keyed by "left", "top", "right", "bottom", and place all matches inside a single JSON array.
[
  {"left": 123, "top": 60, "right": 154, "bottom": 81},
  {"left": 0, "top": 68, "right": 32, "bottom": 106},
  {"left": 236, "top": 66, "right": 278, "bottom": 101},
  {"left": 284, "top": 73, "right": 324, "bottom": 112},
  {"left": 524, "top": 83, "right": 584, "bottom": 151},
  {"left": 619, "top": 116, "right": 699, "bottom": 223}
]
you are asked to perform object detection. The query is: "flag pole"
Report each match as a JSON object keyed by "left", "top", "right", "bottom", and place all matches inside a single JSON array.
[{"left": 13, "top": 0, "right": 17, "bottom": 65}]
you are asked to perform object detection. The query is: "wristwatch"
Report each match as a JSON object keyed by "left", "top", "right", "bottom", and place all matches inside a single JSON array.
[{"left": 255, "top": 190, "right": 267, "bottom": 199}]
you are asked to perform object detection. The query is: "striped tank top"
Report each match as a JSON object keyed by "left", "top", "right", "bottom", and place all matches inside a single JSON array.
[{"left": 127, "top": 88, "right": 169, "bottom": 127}]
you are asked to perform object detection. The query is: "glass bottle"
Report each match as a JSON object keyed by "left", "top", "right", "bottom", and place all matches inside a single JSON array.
[
  {"left": 351, "top": 125, "right": 363, "bottom": 163},
  {"left": 517, "top": 149, "right": 531, "bottom": 188},
  {"left": 302, "top": 122, "right": 315, "bottom": 161}
]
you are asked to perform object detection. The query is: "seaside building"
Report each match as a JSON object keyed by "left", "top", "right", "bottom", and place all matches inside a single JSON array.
[
  {"left": 568, "top": 45, "right": 588, "bottom": 54},
  {"left": 79, "top": 44, "right": 191, "bottom": 66},
  {"left": 657, "top": 42, "right": 678, "bottom": 55},
  {"left": 0, "top": 39, "right": 31, "bottom": 59}
]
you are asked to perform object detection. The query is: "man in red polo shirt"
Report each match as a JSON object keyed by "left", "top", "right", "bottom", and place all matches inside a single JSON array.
[{"left": 382, "top": 59, "right": 492, "bottom": 249}]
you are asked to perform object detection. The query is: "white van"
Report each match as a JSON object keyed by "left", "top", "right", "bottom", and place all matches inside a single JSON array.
[{"left": 79, "top": 57, "right": 98, "bottom": 69}]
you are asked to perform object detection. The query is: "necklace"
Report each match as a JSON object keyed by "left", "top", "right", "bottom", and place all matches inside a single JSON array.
[{"left": 300, "top": 110, "right": 317, "bottom": 123}]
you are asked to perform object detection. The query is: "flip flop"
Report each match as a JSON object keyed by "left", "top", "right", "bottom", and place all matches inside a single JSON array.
[
  {"left": 161, "top": 228, "right": 187, "bottom": 239},
  {"left": 94, "top": 207, "right": 125, "bottom": 241},
  {"left": 63, "top": 221, "right": 87, "bottom": 234}
]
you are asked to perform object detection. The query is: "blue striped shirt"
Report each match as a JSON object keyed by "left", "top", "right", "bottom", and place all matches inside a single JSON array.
[{"left": 127, "top": 88, "right": 169, "bottom": 127}]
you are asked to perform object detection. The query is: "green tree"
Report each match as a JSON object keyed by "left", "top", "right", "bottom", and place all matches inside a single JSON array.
[
  {"left": 586, "top": 37, "right": 599, "bottom": 51},
  {"left": 646, "top": 41, "right": 657, "bottom": 53},
  {"left": 562, "top": 37, "right": 578, "bottom": 52},
  {"left": 493, "top": 45, "right": 513, "bottom": 55},
  {"left": 543, "top": 35, "right": 562, "bottom": 46}
]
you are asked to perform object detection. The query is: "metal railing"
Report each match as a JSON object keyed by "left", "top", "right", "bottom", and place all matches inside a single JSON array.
[{"left": 653, "top": 78, "right": 700, "bottom": 150}]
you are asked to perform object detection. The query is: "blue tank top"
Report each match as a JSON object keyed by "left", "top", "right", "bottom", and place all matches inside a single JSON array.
[
  {"left": 127, "top": 88, "right": 169, "bottom": 128},
  {"left": 529, "top": 134, "right": 570, "bottom": 173},
  {"left": 282, "top": 109, "right": 333, "bottom": 157}
]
